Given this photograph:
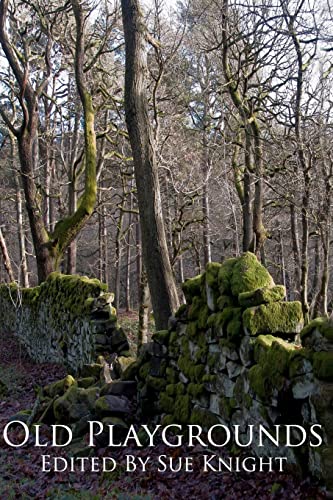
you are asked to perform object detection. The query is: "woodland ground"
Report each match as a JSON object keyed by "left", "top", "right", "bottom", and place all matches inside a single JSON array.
[{"left": 0, "top": 314, "right": 328, "bottom": 499}]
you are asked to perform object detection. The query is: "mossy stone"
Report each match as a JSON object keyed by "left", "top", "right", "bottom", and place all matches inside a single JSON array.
[
  {"left": 230, "top": 252, "right": 274, "bottom": 297},
  {"left": 182, "top": 274, "right": 204, "bottom": 303},
  {"left": 174, "top": 395, "right": 191, "bottom": 423},
  {"left": 44, "top": 375, "right": 77, "bottom": 399},
  {"left": 243, "top": 301, "right": 303, "bottom": 337},
  {"left": 152, "top": 330, "right": 170, "bottom": 345},
  {"left": 313, "top": 352, "right": 333, "bottom": 381},
  {"left": 238, "top": 285, "right": 286, "bottom": 308},
  {"left": 301, "top": 317, "right": 333, "bottom": 343},
  {"left": 146, "top": 375, "right": 167, "bottom": 391},
  {"left": 218, "top": 257, "right": 238, "bottom": 295}
]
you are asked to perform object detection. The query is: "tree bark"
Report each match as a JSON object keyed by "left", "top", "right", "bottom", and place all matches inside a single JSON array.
[{"left": 121, "top": 0, "right": 179, "bottom": 329}]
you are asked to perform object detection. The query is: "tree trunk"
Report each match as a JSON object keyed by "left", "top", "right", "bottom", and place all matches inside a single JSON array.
[
  {"left": 0, "top": 228, "right": 15, "bottom": 282},
  {"left": 138, "top": 267, "right": 150, "bottom": 353},
  {"left": 121, "top": 0, "right": 179, "bottom": 329}
]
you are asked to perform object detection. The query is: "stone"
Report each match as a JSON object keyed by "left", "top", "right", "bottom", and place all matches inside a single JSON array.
[
  {"left": 147, "top": 342, "right": 167, "bottom": 357},
  {"left": 114, "top": 356, "right": 136, "bottom": 378},
  {"left": 239, "top": 336, "right": 254, "bottom": 366},
  {"left": 221, "top": 345, "right": 239, "bottom": 361},
  {"left": 226, "top": 361, "right": 244, "bottom": 379},
  {"left": 179, "top": 372, "right": 189, "bottom": 384},
  {"left": 80, "top": 363, "right": 103, "bottom": 379},
  {"left": 243, "top": 301, "right": 304, "bottom": 337},
  {"left": 77, "top": 377, "right": 96, "bottom": 389},
  {"left": 100, "top": 381, "right": 137, "bottom": 398},
  {"left": 238, "top": 285, "right": 286, "bottom": 308},
  {"left": 44, "top": 375, "right": 77, "bottom": 398},
  {"left": 94, "top": 334, "right": 109, "bottom": 346},
  {"left": 109, "top": 328, "right": 130, "bottom": 352},
  {"left": 292, "top": 373, "right": 316, "bottom": 399},
  {"left": 215, "top": 374, "right": 235, "bottom": 397},
  {"left": 95, "top": 395, "right": 132, "bottom": 417},
  {"left": 209, "top": 394, "right": 220, "bottom": 414},
  {"left": 54, "top": 386, "right": 99, "bottom": 423}
]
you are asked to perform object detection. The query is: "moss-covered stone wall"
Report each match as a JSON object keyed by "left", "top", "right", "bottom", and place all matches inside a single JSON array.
[
  {"left": 134, "top": 253, "right": 333, "bottom": 492},
  {"left": 0, "top": 273, "right": 129, "bottom": 374}
]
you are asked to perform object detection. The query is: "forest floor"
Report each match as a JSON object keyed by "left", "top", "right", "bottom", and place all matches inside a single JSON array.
[{"left": 0, "top": 314, "right": 328, "bottom": 500}]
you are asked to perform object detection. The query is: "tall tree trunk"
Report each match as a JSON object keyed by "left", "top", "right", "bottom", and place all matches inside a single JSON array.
[
  {"left": 11, "top": 135, "right": 29, "bottom": 287},
  {"left": 138, "top": 267, "right": 150, "bottom": 353},
  {"left": 121, "top": 0, "right": 179, "bottom": 329},
  {"left": 115, "top": 209, "right": 124, "bottom": 310},
  {"left": 0, "top": 228, "right": 15, "bottom": 282}
]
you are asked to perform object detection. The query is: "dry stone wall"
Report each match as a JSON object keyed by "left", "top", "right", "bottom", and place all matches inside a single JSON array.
[
  {"left": 135, "top": 252, "right": 333, "bottom": 490},
  {"left": 0, "top": 272, "right": 129, "bottom": 374}
]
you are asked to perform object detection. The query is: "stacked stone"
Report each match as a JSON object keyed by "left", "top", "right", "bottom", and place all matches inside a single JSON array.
[
  {"left": 0, "top": 273, "right": 133, "bottom": 374},
  {"left": 136, "top": 253, "right": 304, "bottom": 426},
  {"left": 300, "top": 318, "right": 333, "bottom": 491}
]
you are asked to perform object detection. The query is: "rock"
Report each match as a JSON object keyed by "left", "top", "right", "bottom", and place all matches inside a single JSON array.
[
  {"left": 54, "top": 386, "right": 99, "bottom": 423},
  {"left": 80, "top": 363, "right": 103, "bottom": 379},
  {"left": 114, "top": 356, "right": 136, "bottom": 378},
  {"left": 221, "top": 344, "right": 239, "bottom": 361},
  {"left": 239, "top": 336, "right": 254, "bottom": 366},
  {"left": 243, "top": 301, "right": 304, "bottom": 337},
  {"left": 109, "top": 328, "right": 130, "bottom": 352},
  {"left": 94, "top": 334, "right": 109, "bottom": 345},
  {"left": 238, "top": 285, "right": 286, "bottom": 308},
  {"left": 152, "top": 330, "right": 170, "bottom": 345},
  {"left": 230, "top": 252, "right": 275, "bottom": 297},
  {"left": 226, "top": 361, "right": 244, "bottom": 379},
  {"left": 292, "top": 373, "right": 316, "bottom": 399},
  {"left": 179, "top": 372, "right": 189, "bottom": 384},
  {"left": 95, "top": 395, "right": 132, "bottom": 417},
  {"left": 209, "top": 394, "right": 220, "bottom": 414},
  {"left": 101, "top": 381, "right": 137, "bottom": 398},
  {"left": 93, "top": 417, "right": 129, "bottom": 447},
  {"left": 44, "top": 375, "right": 77, "bottom": 399},
  {"left": 215, "top": 374, "right": 235, "bottom": 397},
  {"left": 146, "top": 342, "right": 167, "bottom": 357},
  {"left": 77, "top": 377, "right": 96, "bottom": 389}
]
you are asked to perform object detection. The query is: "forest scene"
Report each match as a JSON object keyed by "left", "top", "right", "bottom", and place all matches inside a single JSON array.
[{"left": 0, "top": 0, "right": 333, "bottom": 498}]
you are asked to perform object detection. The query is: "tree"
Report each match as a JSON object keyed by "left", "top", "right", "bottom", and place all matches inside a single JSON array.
[{"left": 121, "top": 0, "right": 179, "bottom": 329}]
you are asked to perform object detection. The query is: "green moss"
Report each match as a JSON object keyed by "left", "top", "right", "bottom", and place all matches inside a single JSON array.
[
  {"left": 187, "top": 383, "right": 204, "bottom": 398},
  {"left": 188, "top": 296, "right": 205, "bottom": 320},
  {"left": 175, "top": 304, "right": 187, "bottom": 318},
  {"left": 152, "top": 330, "right": 170, "bottom": 345},
  {"left": 146, "top": 375, "right": 167, "bottom": 391},
  {"left": 166, "top": 383, "right": 185, "bottom": 396},
  {"left": 186, "top": 322, "right": 198, "bottom": 338},
  {"left": 248, "top": 338, "right": 295, "bottom": 401},
  {"left": 248, "top": 365, "right": 267, "bottom": 400},
  {"left": 178, "top": 355, "right": 205, "bottom": 382},
  {"left": 189, "top": 407, "right": 221, "bottom": 428},
  {"left": 44, "top": 375, "right": 77, "bottom": 399},
  {"left": 219, "top": 397, "right": 234, "bottom": 419},
  {"left": 230, "top": 252, "right": 274, "bottom": 297},
  {"left": 217, "top": 295, "right": 234, "bottom": 310},
  {"left": 238, "top": 285, "right": 286, "bottom": 308},
  {"left": 161, "top": 414, "right": 174, "bottom": 426},
  {"left": 159, "top": 392, "right": 175, "bottom": 413},
  {"left": 300, "top": 317, "right": 333, "bottom": 342},
  {"left": 243, "top": 301, "right": 303, "bottom": 336},
  {"left": 218, "top": 257, "right": 238, "bottom": 295},
  {"left": 174, "top": 395, "right": 191, "bottom": 423},
  {"left": 166, "top": 367, "right": 178, "bottom": 384},
  {"left": 206, "top": 262, "right": 222, "bottom": 288},
  {"left": 313, "top": 352, "right": 333, "bottom": 381},
  {"left": 197, "top": 305, "right": 210, "bottom": 329},
  {"left": 122, "top": 360, "right": 140, "bottom": 381},
  {"left": 182, "top": 274, "right": 204, "bottom": 303},
  {"left": 139, "top": 362, "right": 151, "bottom": 379}
]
